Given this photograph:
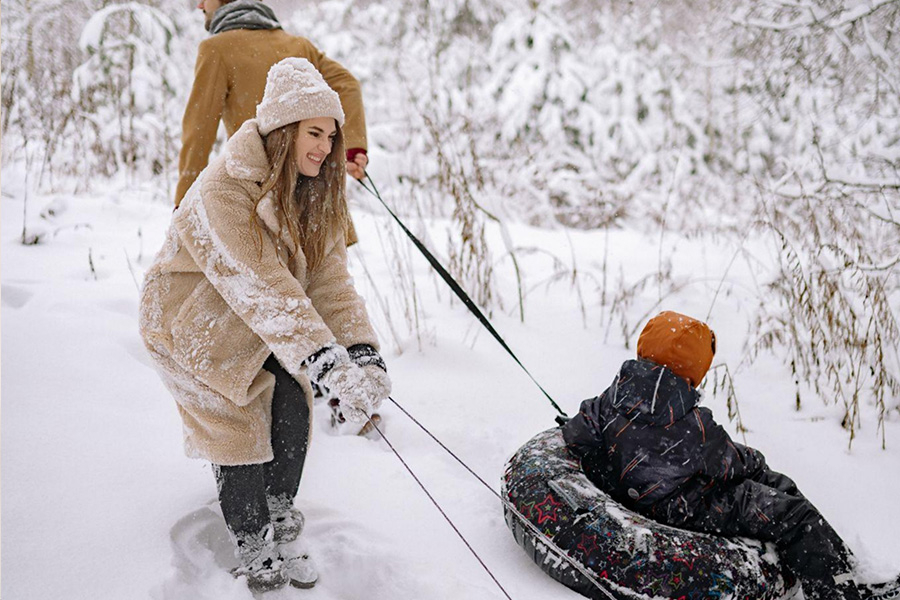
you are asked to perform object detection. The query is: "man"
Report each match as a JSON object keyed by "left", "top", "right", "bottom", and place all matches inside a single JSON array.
[{"left": 176, "top": 0, "right": 370, "bottom": 231}]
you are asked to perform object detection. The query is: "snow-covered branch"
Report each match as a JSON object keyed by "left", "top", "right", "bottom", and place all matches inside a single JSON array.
[{"left": 736, "top": 0, "right": 898, "bottom": 31}]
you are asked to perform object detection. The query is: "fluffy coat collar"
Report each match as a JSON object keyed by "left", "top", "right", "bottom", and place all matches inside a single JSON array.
[
  {"left": 224, "top": 118, "right": 270, "bottom": 182},
  {"left": 222, "top": 119, "right": 295, "bottom": 254}
]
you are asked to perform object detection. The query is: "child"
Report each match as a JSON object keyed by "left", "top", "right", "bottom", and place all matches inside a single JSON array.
[{"left": 562, "top": 311, "right": 898, "bottom": 600}]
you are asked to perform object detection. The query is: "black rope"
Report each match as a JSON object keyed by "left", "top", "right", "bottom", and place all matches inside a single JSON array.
[
  {"left": 384, "top": 397, "right": 618, "bottom": 600},
  {"left": 357, "top": 174, "right": 568, "bottom": 423},
  {"left": 365, "top": 413, "right": 514, "bottom": 600},
  {"left": 389, "top": 397, "right": 497, "bottom": 495}
]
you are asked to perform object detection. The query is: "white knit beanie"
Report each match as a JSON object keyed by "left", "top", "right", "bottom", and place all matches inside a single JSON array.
[{"left": 256, "top": 57, "right": 345, "bottom": 136}]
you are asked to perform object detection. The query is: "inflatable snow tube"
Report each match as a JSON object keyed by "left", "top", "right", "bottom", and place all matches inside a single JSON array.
[{"left": 501, "top": 428, "right": 797, "bottom": 600}]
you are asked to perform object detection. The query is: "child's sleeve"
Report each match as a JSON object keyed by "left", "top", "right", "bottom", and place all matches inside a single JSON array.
[
  {"left": 732, "top": 441, "right": 767, "bottom": 477},
  {"left": 694, "top": 408, "right": 766, "bottom": 483},
  {"left": 561, "top": 396, "right": 605, "bottom": 455}
]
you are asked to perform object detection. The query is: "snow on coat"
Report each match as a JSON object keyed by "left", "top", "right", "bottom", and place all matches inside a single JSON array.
[
  {"left": 562, "top": 358, "right": 765, "bottom": 520},
  {"left": 140, "top": 118, "right": 378, "bottom": 466}
]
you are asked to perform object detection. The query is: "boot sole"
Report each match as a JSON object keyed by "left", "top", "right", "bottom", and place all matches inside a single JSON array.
[
  {"left": 246, "top": 577, "right": 289, "bottom": 593},
  {"left": 231, "top": 567, "right": 289, "bottom": 592},
  {"left": 290, "top": 577, "right": 318, "bottom": 589}
]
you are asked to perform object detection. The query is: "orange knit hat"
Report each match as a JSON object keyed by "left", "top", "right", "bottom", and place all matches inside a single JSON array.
[{"left": 636, "top": 311, "right": 716, "bottom": 387}]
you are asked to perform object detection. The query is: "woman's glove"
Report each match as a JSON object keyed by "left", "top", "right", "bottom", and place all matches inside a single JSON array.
[
  {"left": 326, "top": 364, "right": 372, "bottom": 423},
  {"left": 348, "top": 344, "right": 392, "bottom": 411},
  {"left": 305, "top": 344, "right": 372, "bottom": 422}
]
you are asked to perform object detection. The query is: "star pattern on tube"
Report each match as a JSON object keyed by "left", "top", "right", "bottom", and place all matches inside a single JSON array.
[
  {"left": 518, "top": 500, "right": 536, "bottom": 521},
  {"left": 577, "top": 533, "right": 599, "bottom": 557},
  {"left": 534, "top": 493, "right": 563, "bottom": 525}
]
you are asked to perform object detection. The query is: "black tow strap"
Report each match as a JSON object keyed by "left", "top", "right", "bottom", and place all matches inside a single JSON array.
[{"left": 357, "top": 175, "right": 569, "bottom": 423}]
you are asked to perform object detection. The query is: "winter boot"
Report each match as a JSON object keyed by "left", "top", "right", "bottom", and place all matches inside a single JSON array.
[
  {"left": 859, "top": 575, "right": 900, "bottom": 600},
  {"left": 329, "top": 397, "right": 382, "bottom": 438},
  {"left": 836, "top": 574, "right": 865, "bottom": 600},
  {"left": 284, "top": 551, "right": 319, "bottom": 589},
  {"left": 267, "top": 494, "right": 305, "bottom": 544},
  {"left": 232, "top": 525, "right": 288, "bottom": 593}
]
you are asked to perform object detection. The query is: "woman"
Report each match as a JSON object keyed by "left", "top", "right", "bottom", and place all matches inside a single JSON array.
[{"left": 139, "top": 57, "right": 390, "bottom": 592}]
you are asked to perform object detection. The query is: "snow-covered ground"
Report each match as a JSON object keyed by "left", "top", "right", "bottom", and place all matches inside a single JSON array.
[{"left": 2, "top": 164, "right": 899, "bottom": 600}]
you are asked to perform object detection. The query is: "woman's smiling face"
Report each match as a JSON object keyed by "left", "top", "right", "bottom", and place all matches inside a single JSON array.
[{"left": 294, "top": 117, "right": 337, "bottom": 177}]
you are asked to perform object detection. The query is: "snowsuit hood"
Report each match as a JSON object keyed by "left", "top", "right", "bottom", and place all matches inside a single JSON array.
[
  {"left": 607, "top": 358, "right": 700, "bottom": 427},
  {"left": 562, "top": 359, "right": 764, "bottom": 519}
]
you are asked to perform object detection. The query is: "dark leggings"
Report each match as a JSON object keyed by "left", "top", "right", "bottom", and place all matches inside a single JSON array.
[
  {"left": 214, "top": 354, "right": 310, "bottom": 537},
  {"left": 672, "top": 468, "right": 853, "bottom": 600}
]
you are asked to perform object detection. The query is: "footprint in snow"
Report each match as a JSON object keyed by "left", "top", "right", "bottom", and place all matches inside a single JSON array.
[
  {"left": 150, "top": 501, "right": 247, "bottom": 600},
  {"left": 1, "top": 284, "right": 34, "bottom": 309},
  {"left": 152, "top": 499, "right": 484, "bottom": 600}
]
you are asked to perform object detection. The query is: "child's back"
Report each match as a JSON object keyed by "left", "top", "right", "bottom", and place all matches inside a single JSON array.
[{"left": 562, "top": 356, "right": 763, "bottom": 521}]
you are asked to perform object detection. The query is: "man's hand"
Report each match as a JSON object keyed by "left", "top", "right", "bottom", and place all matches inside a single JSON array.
[{"left": 346, "top": 148, "right": 368, "bottom": 180}]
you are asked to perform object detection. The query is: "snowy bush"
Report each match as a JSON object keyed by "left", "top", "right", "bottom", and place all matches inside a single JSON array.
[
  {"left": 728, "top": 0, "right": 900, "bottom": 447},
  {"left": 1, "top": 0, "right": 93, "bottom": 186},
  {"left": 70, "top": 3, "right": 184, "bottom": 182},
  {"left": 485, "top": 3, "right": 716, "bottom": 229},
  {"left": 754, "top": 188, "right": 900, "bottom": 448},
  {"left": 2, "top": 0, "right": 196, "bottom": 191}
]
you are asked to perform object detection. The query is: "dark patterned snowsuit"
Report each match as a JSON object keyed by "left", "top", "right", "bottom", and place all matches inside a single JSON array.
[{"left": 562, "top": 358, "right": 857, "bottom": 600}]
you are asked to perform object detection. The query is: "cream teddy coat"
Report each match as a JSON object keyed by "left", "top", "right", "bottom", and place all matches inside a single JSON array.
[{"left": 140, "top": 119, "right": 378, "bottom": 465}]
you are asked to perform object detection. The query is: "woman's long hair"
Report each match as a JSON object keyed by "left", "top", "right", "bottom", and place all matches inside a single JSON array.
[{"left": 255, "top": 120, "right": 350, "bottom": 270}]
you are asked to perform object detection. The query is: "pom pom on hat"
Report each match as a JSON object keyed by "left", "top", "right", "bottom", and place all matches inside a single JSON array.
[
  {"left": 636, "top": 311, "right": 716, "bottom": 387},
  {"left": 256, "top": 57, "right": 345, "bottom": 136}
]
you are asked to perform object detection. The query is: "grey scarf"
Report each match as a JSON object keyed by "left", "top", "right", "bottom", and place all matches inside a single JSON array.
[{"left": 209, "top": 0, "right": 281, "bottom": 36}]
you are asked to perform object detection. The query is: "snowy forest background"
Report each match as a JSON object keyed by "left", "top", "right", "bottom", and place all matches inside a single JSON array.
[
  {"left": 3, "top": 1, "right": 900, "bottom": 599},
  {"left": 4, "top": 0, "right": 899, "bottom": 445}
]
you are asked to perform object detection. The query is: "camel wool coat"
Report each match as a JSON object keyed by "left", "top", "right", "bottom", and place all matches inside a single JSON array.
[{"left": 140, "top": 118, "right": 378, "bottom": 466}]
